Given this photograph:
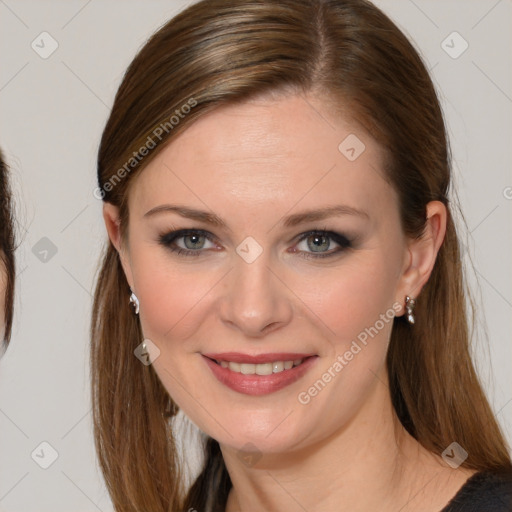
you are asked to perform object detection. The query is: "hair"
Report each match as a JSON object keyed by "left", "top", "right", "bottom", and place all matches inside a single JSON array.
[
  {"left": 0, "top": 148, "right": 15, "bottom": 349},
  {"left": 91, "top": 0, "right": 512, "bottom": 510}
]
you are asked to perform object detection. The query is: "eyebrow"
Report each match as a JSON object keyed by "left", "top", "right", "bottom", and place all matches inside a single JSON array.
[{"left": 144, "top": 204, "right": 369, "bottom": 228}]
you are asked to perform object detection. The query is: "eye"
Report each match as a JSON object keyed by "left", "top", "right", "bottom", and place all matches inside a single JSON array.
[
  {"left": 158, "top": 229, "right": 218, "bottom": 257},
  {"left": 293, "top": 230, "right": 352, "bottom": 259},
  {"left": 158, "top": 228, "right": 353, "bottom": 259}
]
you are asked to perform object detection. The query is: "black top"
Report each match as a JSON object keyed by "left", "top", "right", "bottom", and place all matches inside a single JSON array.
[{"left": 440, "top": 471, "right": 512, "bottom": 511}]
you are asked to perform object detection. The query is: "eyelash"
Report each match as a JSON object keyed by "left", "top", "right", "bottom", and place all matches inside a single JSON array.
[{"left": 158, "top": 228, "right": 352, "bottom": 260}]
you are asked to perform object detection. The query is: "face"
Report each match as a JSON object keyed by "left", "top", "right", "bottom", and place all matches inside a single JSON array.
[{"left": 107, "top": 93, "right": 418, "bottom": 456}]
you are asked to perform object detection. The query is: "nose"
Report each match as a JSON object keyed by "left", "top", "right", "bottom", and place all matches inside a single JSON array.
[{"left": 218, "top": 249, "right": 293, "bottom": 338}]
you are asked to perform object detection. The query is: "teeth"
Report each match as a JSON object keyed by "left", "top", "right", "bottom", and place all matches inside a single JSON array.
[
  {"left": 272, "top": 361, "right": 284, "bottom": 373},
  {"left": 229, "top": 361, "right": 241, "bottom": 372},
  {"left": 218, "top": 359, "right": 304, "bottom": 374}
]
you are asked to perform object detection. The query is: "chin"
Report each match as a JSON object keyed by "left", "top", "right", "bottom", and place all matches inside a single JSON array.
[{"left": 206, "top": 406, "right": 313, "bottom": 454}]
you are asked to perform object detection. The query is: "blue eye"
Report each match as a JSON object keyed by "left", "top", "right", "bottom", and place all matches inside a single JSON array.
[
  {"left": 293, "top": 230, "right": 352, "bottom": 259},
  {"left": 158, "top": 229, "right": 352, "bottom": 259},
  {"left": 158, "top": 229, "right": 217, "bottom": 257}
]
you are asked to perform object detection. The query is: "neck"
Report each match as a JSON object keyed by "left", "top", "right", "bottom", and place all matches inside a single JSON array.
[{"left": 220, "top": 377, "right": 466, "bottom": 512}]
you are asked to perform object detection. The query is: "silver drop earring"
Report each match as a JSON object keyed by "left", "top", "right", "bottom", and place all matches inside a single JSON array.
[
  {"left": 129, "top": 290, "right": 140, "bottom": 315},
  {"left": 405, "top": 295, "right": 416, "bottom": 324}
]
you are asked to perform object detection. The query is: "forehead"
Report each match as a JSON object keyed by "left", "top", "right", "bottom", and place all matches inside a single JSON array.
[{"left": 129, "top": 94, "right": 396, "bottom": 227}]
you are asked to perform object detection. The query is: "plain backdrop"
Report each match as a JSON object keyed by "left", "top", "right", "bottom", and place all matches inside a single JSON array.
[{"left": 0, "top": 1, "right": 511, "bottom": 510}]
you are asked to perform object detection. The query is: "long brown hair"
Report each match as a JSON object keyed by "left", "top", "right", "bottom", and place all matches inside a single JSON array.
[
  {"left": 91, "top": 0, "right": 512, "bottom": 510},
  {"left": 0, "top": 148, "right": 15, "bottom": 349}
]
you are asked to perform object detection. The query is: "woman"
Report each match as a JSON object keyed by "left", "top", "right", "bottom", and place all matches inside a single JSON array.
[
  {"left": 0, "top": 148, "right": 15, "bottom": 351},
  {"left": 91, "top": 0, "right": 512, "bottom": 510}
]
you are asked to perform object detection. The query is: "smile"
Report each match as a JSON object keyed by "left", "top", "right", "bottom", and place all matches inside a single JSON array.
[
  {"left": 214, "top": 358, "right": 304, "bottom": 375},
  {"left": 202, "top": 353, "right": 318, "bottom": 396}
]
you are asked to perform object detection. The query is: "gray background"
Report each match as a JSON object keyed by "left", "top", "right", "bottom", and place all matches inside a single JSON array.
[{"left": 0, "top": 1, "right": 511, "bottom": 510}]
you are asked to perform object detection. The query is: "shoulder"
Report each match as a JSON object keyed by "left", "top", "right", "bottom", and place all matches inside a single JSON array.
[{"left": 441, "top": 470, "right": 512, "bottom": 512}]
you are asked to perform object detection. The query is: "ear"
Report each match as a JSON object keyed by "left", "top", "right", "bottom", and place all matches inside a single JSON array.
[
  {"left": 102, "top": 202, "right": 135, "bottom": 290},
  {"left": 395, "top": 201, "right": 447, "bottom": 316}
]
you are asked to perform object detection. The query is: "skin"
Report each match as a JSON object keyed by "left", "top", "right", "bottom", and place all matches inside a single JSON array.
[{"left": 104, "top": 93, "right": 476, "bottom": 511}]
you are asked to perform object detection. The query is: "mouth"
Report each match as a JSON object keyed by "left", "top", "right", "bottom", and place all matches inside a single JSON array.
[
  {"left": 208, "top": 357, "right": 306, "bottom": 375},
  {"left": 202, "top": 353, "right": 318, "bottom": 396}
]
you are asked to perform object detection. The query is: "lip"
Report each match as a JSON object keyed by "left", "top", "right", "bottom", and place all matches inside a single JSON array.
[
  {"left": 202, "top": 353, "right": 319, "bottom": 396},
  {"left": 202, "top": 352, "right": 315, "bottom": 364}
]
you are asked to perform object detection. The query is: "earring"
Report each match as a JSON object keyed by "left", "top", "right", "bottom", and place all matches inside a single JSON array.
[
  {"left": 405, "top": 295, "right": 416, "bottom": 324},
  {"left": 129, "top": 290, "right": 140, "bottom": 315}
]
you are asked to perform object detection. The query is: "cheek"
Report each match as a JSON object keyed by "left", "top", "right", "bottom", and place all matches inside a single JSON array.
[
  {"left": 290, "top": 257, "right": 399, "bottom": 437},
  {"left": 295, "top": 254, "right": 399, "bottom": 349},
  {"left": 130, "top": 247, "right": 219, "bottom": 344}
]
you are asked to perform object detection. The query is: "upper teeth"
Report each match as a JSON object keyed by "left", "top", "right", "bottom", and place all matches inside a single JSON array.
[{"left": 218, "top": 359, "right": 304, "bottom": 375}]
